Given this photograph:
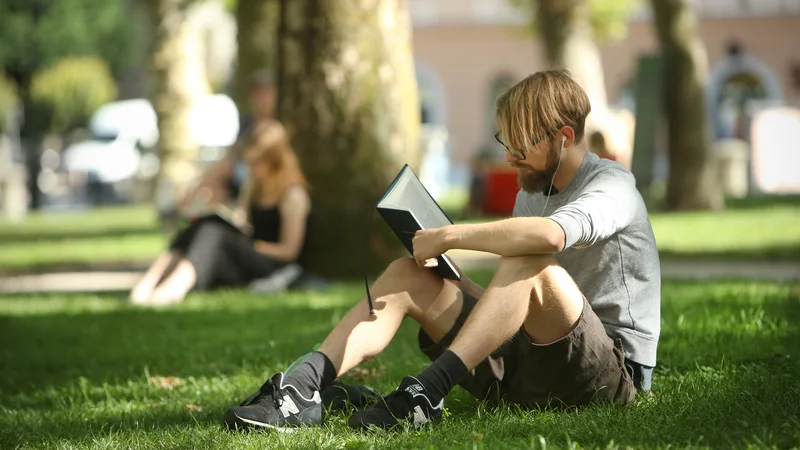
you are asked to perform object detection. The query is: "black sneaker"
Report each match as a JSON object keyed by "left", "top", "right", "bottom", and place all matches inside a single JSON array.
[
  {"left": 347, "top": 376, "right": 444, "bottom": 430},
  {"left": 321, "top": 381, "right": 382, "bottom": 411},
  {"left": 224, "top": 373, "right": 322, "bottom": 432}
]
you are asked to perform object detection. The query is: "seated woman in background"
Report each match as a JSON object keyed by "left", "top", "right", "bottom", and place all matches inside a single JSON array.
[{"left": 129, "top": 121, "right": 311, "bottom": 305}]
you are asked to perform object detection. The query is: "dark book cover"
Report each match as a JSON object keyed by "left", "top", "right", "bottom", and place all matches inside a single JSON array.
[{"left": 376, "top": 165, "right": 461, "bottom": 280}]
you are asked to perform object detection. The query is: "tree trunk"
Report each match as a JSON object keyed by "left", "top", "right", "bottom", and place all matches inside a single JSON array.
[
  {"left": 277, "top": 0, "right": 420, "bottom": 279},
  {"left": 142, "top": 0, "right": 209, "bottom": 212},
  {"left": 535, "top": 0, "right": 610, "bottom": 138},
  {"left": 234, "top": 0, "right": 279, "bottom": 110},
  {"left": 651, "top": 0, "right": 724, "bottom": 211},
  {"left": 19, "top": 94, "right": 46, "bottom": 211}
]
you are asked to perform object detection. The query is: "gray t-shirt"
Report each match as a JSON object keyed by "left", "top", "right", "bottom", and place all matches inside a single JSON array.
[{"left": 513, "top": 152, "right": 661, "bottom": 367}]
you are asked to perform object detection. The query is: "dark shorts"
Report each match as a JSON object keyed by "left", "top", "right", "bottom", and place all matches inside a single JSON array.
[{"left": 418, "top": 294, "right": 636, "bottom": 409}]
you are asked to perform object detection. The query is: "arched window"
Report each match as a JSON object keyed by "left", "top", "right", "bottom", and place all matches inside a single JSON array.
[{"left": 415, "top": 62, "right": 447, "bottom": 126}]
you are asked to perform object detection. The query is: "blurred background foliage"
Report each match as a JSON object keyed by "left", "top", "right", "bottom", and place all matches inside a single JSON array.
[
  {"left": 0, "top": 70, "right": 18, "bottom": 133},
  {"left": 508, "top": 0, "right": 640, "bottom": 42},
  {"left": 29, "top": 57, "right": 117, "bottom": 135},
  {"left": 0, "top": 0, "right": 135, "bottom": 81}
]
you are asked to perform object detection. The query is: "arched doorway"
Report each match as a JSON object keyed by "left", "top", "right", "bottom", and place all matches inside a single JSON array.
[
  {"left": 708, "top": 44, "right": 782, "bottom": 142},
  {"left": 716, "top": 72, "right": 768, "bottom": 141}
]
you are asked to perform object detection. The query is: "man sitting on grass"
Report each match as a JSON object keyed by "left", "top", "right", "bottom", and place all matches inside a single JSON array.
[{"left": 224, "top": 69, "right": 661, "bottom": 431}]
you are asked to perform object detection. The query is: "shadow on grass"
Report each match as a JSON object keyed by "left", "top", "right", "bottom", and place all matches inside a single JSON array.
[
  {"left": 0, "top": 296, "right": 345, "bottom": 398},
  {"left": 725, "top": 194, "right": 800, "bottom": 210},
  {"left": 0, "top": 226, "right": 161, "bottom": 246},
  {"left": 656, "top": 281, "right": 800, "bottom": 371},
  {"left": 0, "top": 405, "right": 227, "bottom": 449},
  {"left": 434, "top": 361, "right": 800, "bottom": 449},
  {"left": 0, "top": 260, "right": 152, "bottom": 276},
  {"left": 1, "top": 281, "right": 799, "bottom": 448},
  {"left": 658, "top": 244, "right": 800, "bottom": 261}
]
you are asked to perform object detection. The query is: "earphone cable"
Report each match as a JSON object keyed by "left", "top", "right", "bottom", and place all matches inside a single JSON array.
[
  {"left": 541, "top": 138, "right": 566, "bottom": 216},
  {"left": 363, "top": 201, "right": 378, "bottom": 315}
]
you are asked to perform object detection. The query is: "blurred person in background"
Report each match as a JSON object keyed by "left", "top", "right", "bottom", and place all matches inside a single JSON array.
[
  {"left": 179, "top": 70, "right": 279, "bottom": 210},
  {"left": 129, "top": 120, "right": 311, "bottom": 305},
  {"left": 588, "top": 131, "right": 616, "bottom": 163}
]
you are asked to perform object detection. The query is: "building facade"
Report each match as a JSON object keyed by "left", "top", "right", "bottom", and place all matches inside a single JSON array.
[{"left": 410, "top": 0, "right": 800, "bottom": 171}]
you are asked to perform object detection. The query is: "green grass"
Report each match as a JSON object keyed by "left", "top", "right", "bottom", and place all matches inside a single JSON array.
[
  {"left": 0, "top": 196, "right": 798, "bottom": 273},
  {"left": 1, "top": 274, "right": 799, "bottom": 449},
  {"left": 0, "top": 205, "right": 165, "bottom": 273},
  {"left": 651, "top": 197, "right": 800, "bottom": 261}
]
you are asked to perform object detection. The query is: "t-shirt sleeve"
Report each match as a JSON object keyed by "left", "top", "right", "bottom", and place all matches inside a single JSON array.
[{"left": 548, "top": 168, "right": 638, "bottom": 249}]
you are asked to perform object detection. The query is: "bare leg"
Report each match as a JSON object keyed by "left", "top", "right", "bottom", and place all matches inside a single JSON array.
[
  {"left": 448, "top": 255, "right": 584, "bottom": 370},
  {"left": 129, "top": 251, "right": 180, "bottom": 304},
  {"left": 318, "top": 258, "right": 466, "bottom": 376},
  {"left": 147, "top": 259, "right": 198, "bottom": 306}
]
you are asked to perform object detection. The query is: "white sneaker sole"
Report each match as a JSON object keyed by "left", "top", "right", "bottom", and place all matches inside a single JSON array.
[{"left": 228, "top": 413, "right": 300, "bottom": 433}]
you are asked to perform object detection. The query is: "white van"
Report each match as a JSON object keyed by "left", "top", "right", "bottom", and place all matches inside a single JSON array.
[{"left": 59, "top": 95, "right": 240, "bottom": 203}]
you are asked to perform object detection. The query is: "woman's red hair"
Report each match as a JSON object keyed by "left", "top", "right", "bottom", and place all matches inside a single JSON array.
[{"left": 240, "top": 121, "right": 309, "bottom": 206}]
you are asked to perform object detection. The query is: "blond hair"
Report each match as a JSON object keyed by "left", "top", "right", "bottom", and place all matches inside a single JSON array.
[
  {"left": 495, "top": 69, "right": 591, "bottom": 153},
  {"left": 238, "top": 120, "right": 309, "bottom": 210}
]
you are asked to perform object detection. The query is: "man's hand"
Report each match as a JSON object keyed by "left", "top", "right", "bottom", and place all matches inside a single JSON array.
[{"left": 411, "top": 226, "right": 452, "bottom": 267}]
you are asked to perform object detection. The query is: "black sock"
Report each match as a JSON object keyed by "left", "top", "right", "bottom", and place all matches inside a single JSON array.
[
  {"left": 283, "top": 351, "right": 337, "bottom": 398},
  {"left": 415, "top": 350, "right": 469, "bottom": 404}
]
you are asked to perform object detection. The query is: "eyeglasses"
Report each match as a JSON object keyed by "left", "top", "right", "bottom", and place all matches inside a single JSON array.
[{"left": 494, "top": 132, "right": 555, "bottom": 161}]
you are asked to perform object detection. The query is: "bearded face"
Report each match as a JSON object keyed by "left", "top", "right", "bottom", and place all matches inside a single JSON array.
[{"left": 512, "top": 143, "right": 560, "bottom": 194}]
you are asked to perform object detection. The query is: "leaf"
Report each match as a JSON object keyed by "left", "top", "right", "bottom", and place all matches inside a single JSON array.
[
  {"left": 184, "top": 404, "right": 203, "bottom": 412},
  {"left": 149, "top": 376, "right": 183, "bottom": 390},
  {"left": 348, "top": 364, "right": 387, "bottom": 382}
]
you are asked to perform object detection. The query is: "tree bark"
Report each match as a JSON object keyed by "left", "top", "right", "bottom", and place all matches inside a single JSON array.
[
  {"left": 535, "top": 0, "right": 610, "bottom": 137},
  {"left": 651, "top": 0, "right": 724, "bottom": 211},
  {"left": 234, "top": 0, "right": 279, "bottom": 109},
  {"left": 141, "top": 0, "right": 209, "bottom": 209},
  {"left": 277, "top": 0, "right": 420, "bottom": 278}
]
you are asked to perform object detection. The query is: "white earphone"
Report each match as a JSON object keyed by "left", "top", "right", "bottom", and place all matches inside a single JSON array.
[{"left": 541, "top": 135, "right": 567, "bottom": 216}]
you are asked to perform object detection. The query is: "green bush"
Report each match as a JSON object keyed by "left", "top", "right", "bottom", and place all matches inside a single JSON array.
[
  {"left": 0, "top": 71, "right": 18, "bottom": 133},
  {"left": 30, "top": 57, "right": 117, "bottom": 134}
]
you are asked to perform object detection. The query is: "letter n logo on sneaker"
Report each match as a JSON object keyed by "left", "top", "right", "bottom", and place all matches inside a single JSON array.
[
  {"left": 279, "top": 395, "right": 300, "bottom": 418},
  {"left": 404, "top": 383, "right": 424, "bottom": 396}
]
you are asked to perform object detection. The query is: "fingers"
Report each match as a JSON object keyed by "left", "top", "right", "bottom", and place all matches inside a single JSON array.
[
  {"left": 412, "top": 229, "right": 441, "bottom": 268},
  {"left": 412, "top": 252, "right": 439, "bottom": 268}
]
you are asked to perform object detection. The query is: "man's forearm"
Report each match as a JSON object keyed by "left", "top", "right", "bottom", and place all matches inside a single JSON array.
[{"left": 444, "top": 217, "right": 565, "bottom": 256}]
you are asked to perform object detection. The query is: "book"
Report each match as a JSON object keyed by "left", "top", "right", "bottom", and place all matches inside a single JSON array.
[
  {"left": 181, "top": 201, "right": 252, "bottom": 235},
  {"left": 377, "top": 164, "right": 461, "bottom": 280}
]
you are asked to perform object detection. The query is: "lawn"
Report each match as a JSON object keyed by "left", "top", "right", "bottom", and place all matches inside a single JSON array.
[
  {"left": 1, "top": 273, "right": 798, "bottom": 449},
  {"left": 0, "top": 196, "right": 798, "bottom": 274},
  {"left": 0, "top": 205, "right": 164, "bottom": 274}
]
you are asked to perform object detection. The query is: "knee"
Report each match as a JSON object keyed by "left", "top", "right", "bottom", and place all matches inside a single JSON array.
[
  {"left": 194, "top": 221, "right": 227, "bottom": 242},
  {"left": 189, "top": 222, "right": 230, "bottom": 252},
  {"left": 385, "top": 257, "right": 433, "bottom": 281},
  {"left": 381, "top": 257, "right": 446, "bottom": 311},
  {"left": 496, "top": 254, "right": 559, "bottom": 280},
  {"left": 383, "top": 257, "right": 444, "bottom": 295}
]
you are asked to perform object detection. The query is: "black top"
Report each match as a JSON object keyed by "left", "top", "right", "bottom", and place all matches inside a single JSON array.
[
  {"left": 249, "top": 203, "right": 309, "bottom": 265},
  {"left": 250, "top": 204, "right": 281, "bottom": 243}
]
